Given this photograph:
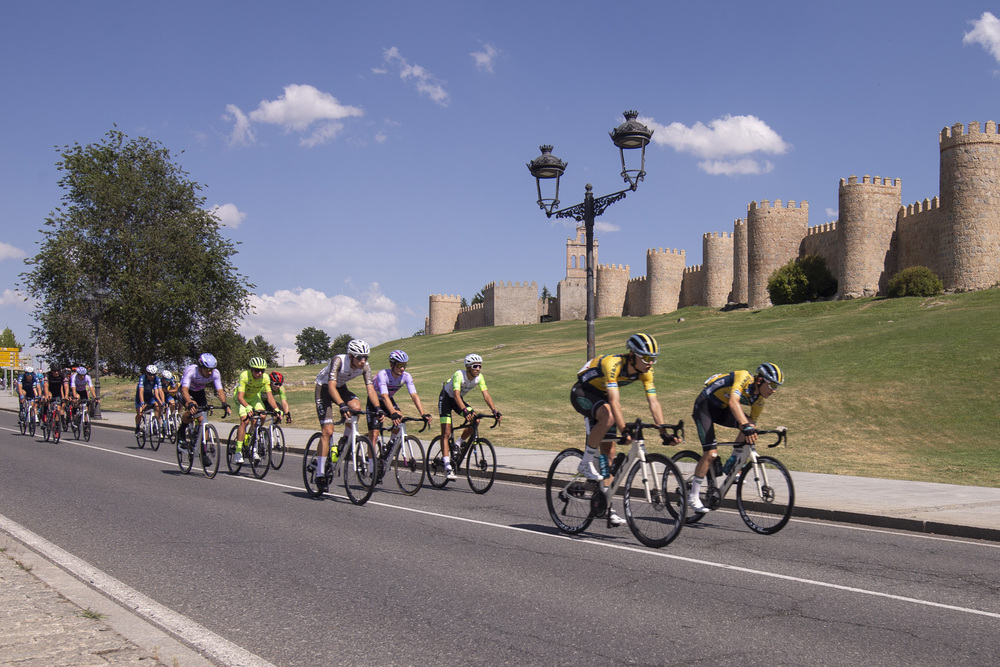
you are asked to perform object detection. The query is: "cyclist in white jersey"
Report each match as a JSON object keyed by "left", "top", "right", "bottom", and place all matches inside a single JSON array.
[
  {"left": 365, "top": 349, "right": 432, "bottom": 442},
  {"left": 178, "top": 353, "right": 231, "bottom": 442},
  {"left": 313, "top": 339, "right": 380, "bottom": 489}
]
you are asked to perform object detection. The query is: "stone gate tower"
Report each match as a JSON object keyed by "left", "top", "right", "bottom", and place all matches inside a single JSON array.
[
  {"left": 838, "top": 175, "right": 902, "bottom": 298},
  {"left": 746, "top": 200, "right": 809, "bottom": 309}
]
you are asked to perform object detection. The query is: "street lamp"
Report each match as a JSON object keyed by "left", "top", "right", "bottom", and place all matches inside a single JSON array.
[
  {"left": 528, "top": 110, "right": 653, "bottom": 359},
  {"left": 82, "top": 287, "right": 110, "bottom": 419}
]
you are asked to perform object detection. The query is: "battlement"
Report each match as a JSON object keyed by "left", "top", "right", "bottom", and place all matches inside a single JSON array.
[
  {"left": 940, "top": 121, "right": 1000, "bottom": 149},
  {"left": 748, "top": 199, "right": 808, "bottom": 211},
  {"left": 646, "top": 247, "right": 684, "bottom": 256},
  {"left": 807, "top": 222, "right": 837, "bottom": 235},
  {"left": 429, "top": 294, "right": 462, "bottom": 302},
  {"left": 734, "top": 218, "right": 746, "bottom": 228},
  {"left": 683, "top": 264, "right": 702, "bottom": 274},
  {"left": 483, "top": 280, "right": 538, "bottom": 292},
  {"left": 598, "top": 263, "right": 629, "bottom": 272},
  {"left": 900, "top": 196, "right": 941, "bottom": 217},
  {"left": 460, "top": 301, "right": 484, "bottom": 313},
  {"left": 703, "top": 231, "right": 733, "bottom": 240},
  {"left": 839, "top": 175, "right": 902, "bottom": 189}
]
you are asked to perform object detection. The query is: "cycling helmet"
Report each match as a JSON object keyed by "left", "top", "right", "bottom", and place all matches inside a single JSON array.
[
  {"left": 464, "top": 353, "right": 483, "bottom": 366},
  {"left": 145, "top": 364, "right": 158, "bottom": 375},
  {"left": 25, "top": 366, "right": 34, "bottom": 374},
  {"left": 160, "top": 370, "right": 173, "bottom": 381},
  {"left": 756, "top": 362, "right": 784, "bottom": 385},
  {"left": 269, "top": 371, "right": 283, "bottom": 386},
  {"left": 76, "top": 366, "right": 87, "bottom": 374},
  {"left": 248, "top": 357, "right": 267, "bottom": 370},
  {"left": 347, "top": 339, "right": 370, "bottom": 357},
  {"left": 197, "top": 353, "right": 218, "bottom": 369},
  {"left": 389, "top": 349, "right": 409, "bottom": 364},
  {"left": 626, "top": 333, "right": 659, "bottom": 359}
]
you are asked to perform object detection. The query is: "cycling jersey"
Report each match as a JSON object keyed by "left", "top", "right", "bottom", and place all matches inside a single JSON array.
[
  {"left": 71, "top": 372, "right": 93, "bottom": 394},
  {"left": 699, "top": 370, "right": 764, "bottom": 422},
  {"left": 44, "top": 370, "right": 64, "bottom": 396},
  {"left": 180, "top": 364, "right": 223, "bottom": 393},
  {"left": 135, "top": 373, "right": 161, "bottom": 406},
  {"left": 315, "top": 354, "right": 373, "bottom": 388},
  {"left": 441, "top": 369, "right": 487, "bottom": 398},
  {"left": 374, "top": 367, "right": 417, "bottom": 399},
  {"left": 163, "top": 380, "right": 179, "bottom": 399},
  {"left": 236, "top": 369, "right": 272, "bottom": 402},
  {"left": 18, "top": 373, "right": 38, "bottom": 398},
  {"left": 577, "top": 354, "right": 655, "bottom": 396}
]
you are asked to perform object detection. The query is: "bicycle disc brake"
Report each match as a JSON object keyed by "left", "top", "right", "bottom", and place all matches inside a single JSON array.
[
  {"left": 590, "top": 489, "right": 608, "bottom": 517},
  {"left": 705, "top": 483, "right": 723, "bottom": 511}
]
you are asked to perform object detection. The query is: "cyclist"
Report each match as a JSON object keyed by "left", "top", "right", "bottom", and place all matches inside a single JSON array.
[
  {"left": 437, "top": 353, "right": 502, "bottom": 481},
  {"left": 178, "top": 353, "right": 231, "bottom": 446},
  {"left": 269, "top": 371, "right": 292, "bottom": 423},
  {"left": 686, "top": 362, "right": 784, "bottom": 514},
  {"left": 17, "top": 366, "right": 39, "bottom": 424},
  {"left": 570, "top": 333, "right": 679, "bottom": 527},
  {"left": 313, "top": 339, "right": 380, "bottom": 491},
  {"left": 232, "top": 357, "right": 282, "bottom": 464},
  {"left": 161, "top": 369, "right": 180, "bottom": 408},
  {"left": 69, "top": 366, "right": 96, "bottom": 421},
  {"left": 43, "top": 366, "right": 68, "bottom": 426},
  {"left": 367, "top": 349, "right": 432, "bottom": 443},
  {"left": 134, "top": 365, "right": 162, "bottom": 434}
]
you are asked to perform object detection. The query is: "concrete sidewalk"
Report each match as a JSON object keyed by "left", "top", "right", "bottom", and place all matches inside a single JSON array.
[{"left": 3, "top": 393, "right": 1000, "bottom": 665}]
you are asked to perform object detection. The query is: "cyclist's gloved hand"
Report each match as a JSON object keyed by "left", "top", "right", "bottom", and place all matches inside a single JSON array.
[
  {"left": 223, "top": 404, "right": 232, "bottom": 418},
  {"left": 741, "top": 423, "right": 757, "bottom": 437},
  {"left": 285, "top": 412, "right": 292, "bottom": 424},
  {"left": 617, "top": 424, "right": 633, "bottom": 445},
  {"left": 339, "top": 403, "right": 350, "bottom": 416},
  {"left": 422, "top": 413, "right": 432, "bottom": 423},
  {"left": 492, "top": 410, "right": 502, "bottom": 422}
]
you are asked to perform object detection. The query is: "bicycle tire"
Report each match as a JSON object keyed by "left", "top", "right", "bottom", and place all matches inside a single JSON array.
[
  {"left": 302, "top": 433, "right": 332, "bottom": 498},
  {"left": 250, "top": 428, "right": 271, "bottom": 479},
  {"left": 202, "top": 425, "right": 221, "bottom": 479},
  {"left": 41, "top": 414, "right": 50, "bottom": 442},
  {"left": 342, "top": 435, "right": 377, "bottom": 505},
  {"left": 545, "top": 448, "right": 596, "bottom": 535},
  {"left": 269, "top": 425, "right": 286, "bottom": 470},
  {"left": 19, "top": 409, "right": 27, "bottom": 435},
  {"left": 149, "top": 420, "right": 160, "bottom": 450},
  {"left": 393, "top": 435, "right": 425, "bottom": 495},
  {"left": 83, "top": 414, "right": 91, "bottom": 442},
  {"left": 466, "top": 437, "right": 496, "bottom": 494},
  {"left": 736, "top": 455, "right": 794, "bottom": 535},
  {"left": 671, "top": 450, "right": 720, "bottom": 525},
  {"left": 177, "top": 439, "right": 193, "bottom": 474},
  {"left": 137, "top": 422, "right": 146, "bottom": 449},
  {"left": 623, "top": 453, "right": 686, "bottom": 548},
  {"left": 166, "top": 411, "right": 178, "bottom": 444},
  {"left": 226, "top": 425, "right": 243, "bottom": 475},
  {"left": 28, "top": 413, "right": 36, "bottom": 438},
  {"left": 424, "top": 436, "right": 451, "bottom": 489},
  {"left": 71, "top": 417, "right": 80, "bottom": 440},
  {"left": 52, "top": 416, "right": 60, "bottom": 444}
]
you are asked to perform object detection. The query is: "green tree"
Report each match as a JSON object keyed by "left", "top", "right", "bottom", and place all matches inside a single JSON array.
[
  {"left": 767, "top": 255, "right": 838, "bottom": 305},
  {"left": 330, "top": 333, "right": 354, "bottom": 356},
  {"left": 0, "top": 327, "right": 22, "bottom": 349},
  {"left": 296, "top": 327, "right": 331, "bottom": 365},
  {"left": 887, "top": 266, "right": 943, "bottom": 298},
  {"left": 21, "top": 128, "right": 252, "bottom": 375},
  {"left": 541, "top": 285, "right": 552, "bottom": 300},
  {"left": 470, "top": 284, "right": 488, "bottom": 305},
  {"left": 246, "top": 334, "right": 278, "bottom": 365}
]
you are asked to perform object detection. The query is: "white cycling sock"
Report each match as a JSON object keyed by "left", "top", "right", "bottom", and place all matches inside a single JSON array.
[
  {"left": 690, "top": 475, "right": 704, "bottom": 497},
  {"left": 581, "top": 445, "right": 599, "bottom": 465}
]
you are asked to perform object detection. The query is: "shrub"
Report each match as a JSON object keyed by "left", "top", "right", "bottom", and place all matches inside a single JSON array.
[
  {"left": 887, "top": 266, "right": 943, "bottom": 298},
  {"left": 767, "top": 255, "right": 838, "bottom": 305}
]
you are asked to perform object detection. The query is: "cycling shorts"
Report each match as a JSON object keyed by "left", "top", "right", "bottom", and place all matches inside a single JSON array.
[
  {"left": 365, "top": 397, "right": 398, "bottom": 431},
  {"left": 239, "top": 399, "right": 266, "bottom": 419},
  {"left": 692, "top": 395, "right": 740, "bottom": 450},
  {"left": 135, "top": 387, "right": 158, "bottom": 408},
  {"left": 437, "top": 389, "right": 463, "bottom": 426},
  {"left": 315, "top": 384, "right": 358, "bottom": 426},
  {"left": 569, "top": 382, "right": 619, "bottom": 439}
]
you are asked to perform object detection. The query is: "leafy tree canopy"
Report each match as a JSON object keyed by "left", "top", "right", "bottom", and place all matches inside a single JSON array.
[
  {"left": 767, "top": 255, "right": 838, "bottom": 305},
  {"left": 247, "top": 335, "right": 278, "bottom": 366},
  {"left": 0, "top": 327, "right": 22, "bottom": 349},
  {"left": 330, "top": 333, "right": 353, "bottom": 357},
  {"left": 21, "top": 128, "right": 252, "bottom": 377},
  {"left": 296, "top": 326, "right": 331, "bottom": 365}
]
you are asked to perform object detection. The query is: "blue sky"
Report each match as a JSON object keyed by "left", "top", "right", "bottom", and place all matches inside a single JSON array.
[{"left": 3, "top": 1, "right": 1000, "bottom": 367}]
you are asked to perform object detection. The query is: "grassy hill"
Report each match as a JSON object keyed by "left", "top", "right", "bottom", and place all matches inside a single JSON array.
[{"left": 99, "top": 289, "right": 1000, "bottom": 487}]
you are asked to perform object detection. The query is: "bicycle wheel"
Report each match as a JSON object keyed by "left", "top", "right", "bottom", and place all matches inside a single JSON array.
[
  {"left": 28, "top": 411, "right": 36, "bottom": 438},
  {"left": 41, "top": 413, "right": 50, "bottom": 442},
  {"left": 393, "top": 435, "right": 425, "bottom": 496},
  {"left": 177, "top": 439, "right": 193, "bottom": 474},
  {"left": 52, "top": 416, "right": 60, "bottom": 444},
  {"left": 83, "top": 418, "right": 91, "bottom": 442},
  {"left": 226, "top": 425, "right": 243, "bottom": 475},
  {"left": 545, "top": 448, "right": 596, "bottom": 535},
  {"left": 466, "top": 437, "right": 496, "bottom": 494},
  {"left": 154, "top": 417, "right": 164, "bottom": 449},
  {"left": 736, "top": 456, "right": 794, "bottom": 535},
  {"left": 671, "top": 450, "right": 720, "bottom": 525},
  {"left": 343, "top": 436, "right": 378, "bottom": 505},
  {"left": 302, "top": 433, "right": 332, "bottom": 498},
  {"left": 269, "top": 425, "right": 286, "bottom": 470},
  {"left": 250, "top": 429, "right": 271, "bottom": 479},
  {"left": 202, "top": 425, "right": 221, "bottom": 479},
  {"left": 71, "top": 416, "right": 80, "bottom": 440},
  {"left": 18, "top": 408, "right": 27, "bottom": 435},
  {"left": 623, "top": 453, "right": 686, "bottom": 548},
  {"left": 166, "top": 411, "right": 178, "bottom": 444},
  {"left": 424, "top": 436, "right": 451, "bottom": 489},
  {"left": 137, "top": 419, "right": 147, "bottom": 449}
]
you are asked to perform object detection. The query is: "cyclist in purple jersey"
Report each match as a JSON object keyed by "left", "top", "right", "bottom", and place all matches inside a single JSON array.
[
  {"left": 178, "top": 353, "right": 231, "bottom": 442},
  {"left": 365, "top": 349, "right": 432, "bottom": 442}
]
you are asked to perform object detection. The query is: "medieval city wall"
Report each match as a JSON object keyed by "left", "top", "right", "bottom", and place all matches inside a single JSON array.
[
  {"left": 456, "top": 301, "right": 485, "bottom": 331},
  {"left": 732, "top": 219, "right": 748, "bottom": 304},
  {"left": 483, "top": 280, "right": 539, "bottom": 327},
  {"left": 596, "top": 264, "right": 630, "bottom": 318},
  {"left": 427, "top": 294, "right": 462, "bottom": 335},
  {"left": 895, "top": 198, "right": 943, "bottom": 276},
  {"left": 557, "top": 278, "right": 588, "bottom": 322},
  {"left": 703, "top": 232, "right": 734, "bottom": 307},
  {"left": 838, "top": 175, "right": 902, "bottom": 298},
  {"left": 623, "top": 276, "right": 649, "bottom": 317},
  {"left": 747, "top": 200, "right": 809, "bottom": 309},
  {"left": 679, "top": 265, "right": 703, "bottom": 308},
  {"left": 800, "top": 222, "right": 839, "bottom": 278},
  {"left": 646, "top": 248, "right": 685, "bottom": 315}
]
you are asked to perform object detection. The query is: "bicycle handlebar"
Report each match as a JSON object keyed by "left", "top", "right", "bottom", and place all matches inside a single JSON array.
[
  {"left": 716, "top": 427, "right": 788, "bottom": 449},
  {"left": 627, "top": 419, "right": 685, "bottom": 443},
  {"left": 454, "top": 412, "right": 501, "bottom": 431}
]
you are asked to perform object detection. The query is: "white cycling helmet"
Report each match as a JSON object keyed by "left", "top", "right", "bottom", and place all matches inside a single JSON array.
[
  {"left": 347, "top": 339, "right": 370, "bottom": 357},
  {"left": 145, "top": 364, "right": 158, "bottom": 375},
  {"left": 161, "top": 369, "right": 173, "bottom": 381},
  {"left": 25, "top": 366, "right": 34, "bottom": 374},
  {"left": 465, "top": 353, "right": 483, "bottom": 366}
]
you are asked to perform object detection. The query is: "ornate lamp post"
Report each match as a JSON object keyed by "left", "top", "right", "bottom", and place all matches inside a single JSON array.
[
  {"left": 82, "top": 287, "right": 110, "bottom": 419},
  {"left": 528, "top": 110, "right": 653, "bottom": 359}
]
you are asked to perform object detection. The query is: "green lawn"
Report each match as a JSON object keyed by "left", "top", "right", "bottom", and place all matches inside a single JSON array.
[{"left": 97, "top": 289, "right": 1000, "bottom": 487}]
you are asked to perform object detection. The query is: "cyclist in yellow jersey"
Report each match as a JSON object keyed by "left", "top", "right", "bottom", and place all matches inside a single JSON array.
[
  {"left": 233, "top": 357, "right": 282, "bottom": 464},
  {"left": 686, "top": 363, "right": 784, "bottom": 514},
  {"left": 437, "top": 353, "right": 501, "bottom": 480},
  {"left": 570, "top": 333, "right": 680, "bottom": 527}
]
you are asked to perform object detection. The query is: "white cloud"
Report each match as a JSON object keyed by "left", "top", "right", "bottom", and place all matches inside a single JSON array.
[
  {"left": 379, "top": 47, "right": 450, "bottom": 106},
  {"left": 240, "top": 285, "right": 402, "bottom": 365},
  {"left": 964, "top": 12, "right": 1000, "bottom": 65},
  {"left": 0, "top": 242, "right": 26, "bottom": 262},
  {"left": 471, "top": 43, "right": 500, "bottom": 73},
  {"left": 594, "top": 221, "right": 621, "bottom": 233},
  {"left": 225, "top": 84, "right": 363, "bottom": 147},
  {"left": 0, "top": 288, "right": 31, "bottom": 309},
  {"left": 207, "top": 203, "right": 247, "bottom": 228},
  {"left": 826, "top": 207, "right": 838, "bottom": 220},
  {"left": 643, "top": 114, "right": 790, "bottom": 176}
]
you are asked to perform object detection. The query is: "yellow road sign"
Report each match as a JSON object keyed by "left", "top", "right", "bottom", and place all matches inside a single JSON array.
[{"left": 0, "top": 347, "right": 21, "bottom": 368}]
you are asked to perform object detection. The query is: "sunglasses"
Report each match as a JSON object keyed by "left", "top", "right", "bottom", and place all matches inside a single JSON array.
[
  {"left": 354, "top": 355, "right": 369, "bottom": 361},
  {"left": 767, "top": 381, "right": 780, "bottom": 391},
  {"left": 469, "top": 364, "right": 482, "bottom": 370},
  {"left": 252, "top": 368, "right": 264, "bottom": 374},
  {"left": 639, "top": 355, "right": 657, "bottom": 365}
]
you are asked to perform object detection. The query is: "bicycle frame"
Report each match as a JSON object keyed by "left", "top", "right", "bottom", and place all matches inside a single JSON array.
[
  {"left": 592, "top": 421, "right": 681, "bottom": 517},
  {"left": 708, "top": 428, "right": 788, "bottom": 500}
]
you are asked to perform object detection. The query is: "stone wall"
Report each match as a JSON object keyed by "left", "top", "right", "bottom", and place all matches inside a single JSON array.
[
  {"left": 679, "top": 265, "right": 703, "bottom": 308},
  {"left": 703, "top": 232, "right": 734, "bottom": 307},
  {"left": 596, "top": 264, "right": 630, "bottom": 318},
  {"left": 646, "top": 248, "right": 685, "bottom": 315},
  {"left": 838, "top": 175, "right": 902, "bottom": 298},
  {"left": 747, "top": 200, "right": 809, "bottom": 309},
  {"left": 800, "top": 222, "right": 839, "bottom": 278}
]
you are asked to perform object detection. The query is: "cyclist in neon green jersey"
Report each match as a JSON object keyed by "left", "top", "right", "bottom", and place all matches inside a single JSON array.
[{"left": 232, "top": 357, "right": 282, "bottom": 464}]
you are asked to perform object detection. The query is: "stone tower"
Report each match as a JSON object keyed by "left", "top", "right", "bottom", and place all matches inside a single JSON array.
[
  {"left": 646, "top": 248, "right": 685, "bottom": 315},
  {"left": 427, "top": 294, "right": 462, "bottom": 335},
  {"left": 596, "top": 263, "right": 630, "bottom": 318},
  {"left": 732, "top": 219, "right": 748, "bottom": 304},
  {"left": 746, "top": 200, "right": 809, "bottom": 309},
  {"left": 557, "top": 225, "right": 595, "bottom": 322},
  {"left": 939, "top": 121, "right": 1000, "bottom": 291},
  {"left": 703, "top": 232, "right": 734, "bottom": 307},
  {"left": 838, "top": 175, "right": 902, "bottom": 298}
]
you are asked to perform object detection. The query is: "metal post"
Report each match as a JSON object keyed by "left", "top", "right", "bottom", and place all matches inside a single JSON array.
[
  {"left": 92, "top": 314, "right": 102, "bottom": 419},
  {"left": 583, "top": 186, "right": 596, "bottom": 360}
]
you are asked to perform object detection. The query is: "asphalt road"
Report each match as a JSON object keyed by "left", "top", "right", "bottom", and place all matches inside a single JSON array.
[{"left": 1, "top": 412, "right": 998, "bottom": 666}]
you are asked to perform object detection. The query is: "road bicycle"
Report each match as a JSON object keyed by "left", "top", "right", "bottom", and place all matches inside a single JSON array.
[
  {"left": 671, "top": 427, "right": 794, "bottom": 535},
  {"left": 226, "top": 410, "right": 274, "bottom": 479},
  {"left": 18, "top": 398, "right": 39, "bottom": 437},
  {"left": 163, "top": 402, "right": 181, "bottom": 444},
  {"left": 40, "top": 399, "right": 61, "bottom": 443},
  {"left": 545, "top": 420, "right": 687, "bottom": 549},
  {"left": 372, "top": 415, "right": 428, "bottom": 496},
  {"left": 176, "top": 404, "right": 223, "bottom": 478},
  {"left": 302, "top": 408, "right": 378, "bottom": 505},
  {"left": 70, "top": 399, "right": 93, "bottom": 442},
  {"left": 425, "top": 413, "right": 500, "bottom": 494},
  {"left": 136, "top": 405, "right": 163, "bottom": 451},
  {"left": 266, "top": 411, "right": 286, "bottom": 471}
]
